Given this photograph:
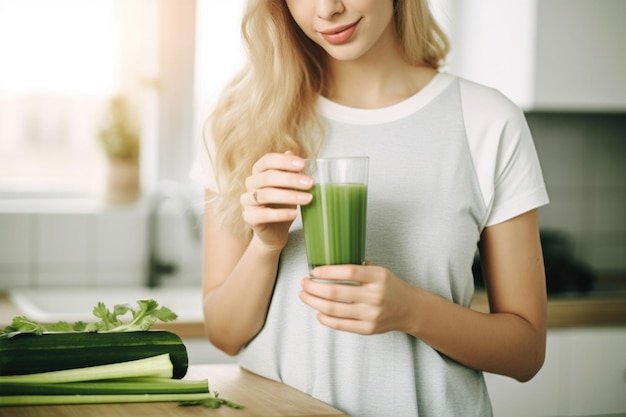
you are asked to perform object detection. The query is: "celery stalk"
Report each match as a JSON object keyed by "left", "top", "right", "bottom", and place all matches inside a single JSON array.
[
  {"left": 0, "top": 353, "right": 243, "bottom": 409},
  {"left": 0, "top": 392, "right": 232, "bottom": 407},
  {"left": 0, "top": 378, "right": 209, "bottom": 395},
  {"left": 0, "top": 353, "right": 173, "bottom": 384}
]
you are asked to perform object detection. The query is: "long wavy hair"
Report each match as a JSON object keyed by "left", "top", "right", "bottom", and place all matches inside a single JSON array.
[{"left": 206, "top": 0, "right": 449, "bottom": 237}]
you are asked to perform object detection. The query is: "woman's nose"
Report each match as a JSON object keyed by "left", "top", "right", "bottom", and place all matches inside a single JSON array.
[{"left": 316, "top": 0, "right": 345, "bottom": 20}]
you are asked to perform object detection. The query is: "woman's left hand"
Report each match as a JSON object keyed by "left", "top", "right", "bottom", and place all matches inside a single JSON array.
[{"left": 299, "top": 261, "right": 418, "bottom": 335}]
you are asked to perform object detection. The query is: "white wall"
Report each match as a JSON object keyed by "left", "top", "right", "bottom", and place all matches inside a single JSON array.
[{"left": 0, "top": 198, "right": 203, "bottom": 291}]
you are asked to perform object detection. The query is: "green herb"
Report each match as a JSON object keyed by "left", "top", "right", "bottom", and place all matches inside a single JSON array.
[
  {"left": 98, "top": 95, "right": 140, "bottom": 161},
  {"left": 88, "top": 299, "right": 177, "bottom": 332},
  {"left": 0, "top": 316, "right": 47, "bottom": 336},
  {"left": 179, "top": 391, "right": 244, "bottom": 409},
  {"left": 0, "top": 299, "right": 177, "bottom": 338}
]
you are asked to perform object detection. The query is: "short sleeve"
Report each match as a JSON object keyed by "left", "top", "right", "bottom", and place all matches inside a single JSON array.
[
  {"left": 488, "top": 110, "right": 549, "bottom": 226},
  {"left": 459, "top": 77, "right": 549, "bottom": 227}
]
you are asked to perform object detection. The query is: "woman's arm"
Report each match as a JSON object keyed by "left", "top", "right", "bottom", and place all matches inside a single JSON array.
[
  {"left": 408, "top": 209, "right": 547, "bottom": 381},
  {"left": 300, "top": 209, "right": 547, "bottom": 381},
  {"left": 201, "top": 196, "right": 282, "bottom": 356},
  {"left": 201, "top": 152, "right": 313, "bottom": 355}
]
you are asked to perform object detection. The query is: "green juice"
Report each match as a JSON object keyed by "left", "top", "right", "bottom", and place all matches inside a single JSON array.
[{"left": 301, "top": 183, "right": 368, "bottom": 269}]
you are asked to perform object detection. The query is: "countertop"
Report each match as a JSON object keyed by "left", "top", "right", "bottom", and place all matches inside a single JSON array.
[
  {"left": 471, "top": 291, "right": 626, "bottom": 327},
  {"left": 1, "top": 288, "right": 626, "bottom": 340},
  {"left": 0, "top": 364, "right": 347, "bottom": 417},
  {"left": 1, "top": 290, "right": 624, "bottom": 416}
]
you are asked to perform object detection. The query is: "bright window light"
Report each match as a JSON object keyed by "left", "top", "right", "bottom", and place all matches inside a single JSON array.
[
  {"left": 0, "top": 0, "right": 118, "bottom": 95},
  {"left": 0, "top": 0, "right": 157, "bottom": 196}
]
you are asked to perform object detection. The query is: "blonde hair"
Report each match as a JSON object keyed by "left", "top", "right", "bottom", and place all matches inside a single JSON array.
[{"left": 206, "top": 0, "right": 449, "bottom": 237}]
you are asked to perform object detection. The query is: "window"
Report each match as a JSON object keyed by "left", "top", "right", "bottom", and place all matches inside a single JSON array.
[
  {"left": 193, "top": 0, "right": 246, "bottom": 142},
  {"left": 0, "top": 0, "right": 159, "bottom": 197},
  {"left": 0, "top": 0, "right": 455, "bottom": 199}
]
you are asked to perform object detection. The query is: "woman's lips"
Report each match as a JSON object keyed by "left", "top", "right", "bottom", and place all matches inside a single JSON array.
[{"left": 320, "top": 21, "right": 359, "bottom": 45}]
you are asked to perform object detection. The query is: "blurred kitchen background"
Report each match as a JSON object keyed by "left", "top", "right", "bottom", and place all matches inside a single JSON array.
[
  {"left": 1, "top": 0, "right": 624, "bottom": 293},
  {"left": 0, "top": 1, "right": 625, "bottom": 416}
]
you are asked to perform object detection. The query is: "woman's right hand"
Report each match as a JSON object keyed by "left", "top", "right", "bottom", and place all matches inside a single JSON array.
[{"left": 242, "top": 152, "right": 313, "bottom": 251}]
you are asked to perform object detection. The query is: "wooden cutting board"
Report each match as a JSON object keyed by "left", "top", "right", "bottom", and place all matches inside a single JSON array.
[{"left": 0, "top": 364, "right": 347, "bottom": 417}]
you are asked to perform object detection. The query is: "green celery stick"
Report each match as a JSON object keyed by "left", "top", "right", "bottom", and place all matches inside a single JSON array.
[
  {"left": 0, "top": 392, "right": 242, "bottom": 407},
  {"left": 0, "top": 378, "right": 209, "bottom": 395},
  {"left": 0, "top": 354, "right": 172, "bottom": 384}
]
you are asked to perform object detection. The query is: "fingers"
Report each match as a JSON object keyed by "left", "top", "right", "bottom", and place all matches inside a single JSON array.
[
  {"left": 299, "top": 263, "right": 401, "bottom": 335},
  {"left": 242, "top": 205, "right": 299, "bottom": 228},
  {"left": 252, "top": 152, "right": 304, "bottom": 173},
  {"left": 243, "top": 152, "right": 313, "bottom": 209},
  {"left": 301, "top": 271, "right": 376, "bottom": 304},
  {"left": 298, "top": 283, "right": 381, "bottom": 335},
  {"left": 242, "top": 187, "right": 312, "bottom": 208},
  {"left": 300, "top": 290, "right": 358, "bottom": 317},
  {"left": 240, "top": 152, "right": 313, "bottom": 245},
  {"left": 245, "top": 168, "right": 314, "bottom": 196},
  {"left": 301, "top": 277, "right": 358, "bottom": 303},
  {"left": 309, "top": 263, "right": 377, "bottom": 284}
]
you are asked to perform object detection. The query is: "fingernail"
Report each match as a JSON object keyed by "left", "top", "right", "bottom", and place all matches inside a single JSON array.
[
  {"left": 299, "top": 177, "right": 313, "bottom": 186},
  {"left": 297, "top": 193, "right": 313, "bottom": 202}
]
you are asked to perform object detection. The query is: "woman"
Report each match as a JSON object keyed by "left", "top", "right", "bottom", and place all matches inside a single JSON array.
[{"left": 190, "top": 1, "right": 549, "bottom": 415}]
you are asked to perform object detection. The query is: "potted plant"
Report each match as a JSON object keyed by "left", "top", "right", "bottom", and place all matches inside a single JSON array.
[{"left": 98, "top": 95, "right": 140, "bottom": 203}]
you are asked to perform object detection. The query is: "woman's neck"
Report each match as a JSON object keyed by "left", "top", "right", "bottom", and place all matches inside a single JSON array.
[
  {"left": 325, "top": 62, "right": 437, "bottom": 109},
  {"left": 323, "top": 27, "right": 437, "bottom": 109}
]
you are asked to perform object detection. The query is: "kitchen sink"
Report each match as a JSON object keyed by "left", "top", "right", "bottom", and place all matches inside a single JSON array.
[{"left": 8, "top": 286, "right": 204, "bottom": 323}]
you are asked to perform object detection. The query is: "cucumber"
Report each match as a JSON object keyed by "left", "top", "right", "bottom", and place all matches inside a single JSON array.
[{"left": 0, "top": 330, "right": 188, "bottom": 379}]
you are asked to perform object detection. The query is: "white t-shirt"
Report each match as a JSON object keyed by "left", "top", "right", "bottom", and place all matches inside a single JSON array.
[{"left": 190, "top": 72, "right": 549, "bottom": 417}]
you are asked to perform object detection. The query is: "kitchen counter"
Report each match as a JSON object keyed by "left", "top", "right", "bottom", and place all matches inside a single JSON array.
[
  {"left": 0, "top": 292, "right": 207, "bottom": 339},
  {"left": 470, "top": 291, "right": 626, "bottom": 327},
  {"left": 0, "top": 364, "right": 347, "bottom": 417},
  {"left": 2, "top": 288, "right": 626, "bottom": 338}
]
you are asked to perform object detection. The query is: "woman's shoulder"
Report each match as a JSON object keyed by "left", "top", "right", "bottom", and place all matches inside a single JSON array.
[{"left": 448, "top": 73, "right": 525, "bottom": 124}]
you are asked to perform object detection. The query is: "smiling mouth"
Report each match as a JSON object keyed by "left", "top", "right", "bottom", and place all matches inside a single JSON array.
[{"left": 319, "top": 20, "right": 360, "bottom": 45}]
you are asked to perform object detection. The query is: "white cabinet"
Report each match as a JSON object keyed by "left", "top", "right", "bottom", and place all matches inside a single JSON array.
[
  {"left": 565, "top": 328, "right": 626, "bottom": 416},
  {"left": 183, "top": 338, "right": 238, "bottom": 365},
  {"left": 485, "top": 327, "right": 626, "bottom": 417},
  {"left": 448, "top": 0, "right": 626, "bottom": 112},
  {"left": 0, "top": 214, "right": 33, "bottom": 289},
  {"left": 36, "top": 213, "right": 97, "bottom": 287},
  {"left": 96, "top": 210, "right": 146, "bottom": 287}
]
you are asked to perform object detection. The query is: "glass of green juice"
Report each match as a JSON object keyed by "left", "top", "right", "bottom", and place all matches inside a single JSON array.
[{"left": 300, "top": 157, "right": 369, "bottom": 273}]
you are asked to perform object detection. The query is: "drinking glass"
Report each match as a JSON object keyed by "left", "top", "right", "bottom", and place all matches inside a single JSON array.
[{"left": 300, "top": 157, "right": 369, "bottom": 272}]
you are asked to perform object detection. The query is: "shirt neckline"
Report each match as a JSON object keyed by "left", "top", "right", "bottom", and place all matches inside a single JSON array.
[{"left": 317, "top": 72, "right": 454, "bottom": 125}]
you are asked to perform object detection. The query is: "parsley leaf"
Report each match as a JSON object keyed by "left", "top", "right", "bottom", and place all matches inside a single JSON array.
[
  {"left": 178, "top": 391, "right": 244, "bottom": 409},
  {"left": 0, "top": 299, "right": 178, "bottom": 338},
  {"left": 1, "top": 316, "right": 47, "bottom": 336}
]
